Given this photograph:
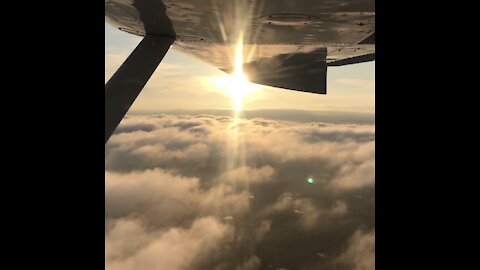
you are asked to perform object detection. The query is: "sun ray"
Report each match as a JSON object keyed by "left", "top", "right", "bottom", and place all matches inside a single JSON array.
[{"left": 211, "top": 32, "right": 260, "bottom": 113}]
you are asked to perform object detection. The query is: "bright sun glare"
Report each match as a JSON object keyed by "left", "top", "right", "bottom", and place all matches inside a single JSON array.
[{"left": 213, "top": 32, "right": 259, "bottom": 111}]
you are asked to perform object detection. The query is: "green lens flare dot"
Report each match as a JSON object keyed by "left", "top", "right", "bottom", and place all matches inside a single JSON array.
[{"left": 307, "top": 177, "right": 314, "bottom": 184}]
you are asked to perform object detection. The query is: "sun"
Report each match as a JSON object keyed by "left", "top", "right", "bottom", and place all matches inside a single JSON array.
[
  {"left": 215, "top": 71, "right": 258, "bottom": 111},
  {"left": 212, "top": 32, "right": 260, "bottom": 111}
]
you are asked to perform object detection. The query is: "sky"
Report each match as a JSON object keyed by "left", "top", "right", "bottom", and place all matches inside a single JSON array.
[
  {"left": 105, "top": 24, "right": 375, "bottom": 114},
  {"left": 105, "top": 23, "right": 375, "bottom": 270}
]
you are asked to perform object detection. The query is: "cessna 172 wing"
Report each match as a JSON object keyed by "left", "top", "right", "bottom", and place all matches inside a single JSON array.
[{"left": 105, "top": 0, "right": 375, "bottom": 143}]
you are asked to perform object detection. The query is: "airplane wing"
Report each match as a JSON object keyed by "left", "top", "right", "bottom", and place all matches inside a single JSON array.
[
  {"left": 104, "top": 0, "right": 375, "bottom": 142},
  {"left": 328, "top": 53, "right": 375, "bottom": 66}
]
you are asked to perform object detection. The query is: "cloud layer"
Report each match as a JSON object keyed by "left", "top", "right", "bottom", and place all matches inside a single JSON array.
[{"left": 106, "top": 114, "right": 375, "bottom": 270}]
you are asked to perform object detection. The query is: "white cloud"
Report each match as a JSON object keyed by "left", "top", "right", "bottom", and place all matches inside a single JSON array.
[
  {"left": 106, "top": 114, "right": 375, "bottom": 269},
  {"left": 336, "top": 230, "right": 375, "bottom": 270},
  {"left": 234, "top": 256, "right": 261, "bottom": 270},
  {"left": 107, "top": 217, "right": 233, "bottom": 270},
  {"left": 106, "top": 168, "right": 250, "bottom": 227},
  {"left": 216, "top": 165, "right": 275, "bottom": 185},
  {"left": 330, "top": 158, "right": 375, "bottom": 190}
]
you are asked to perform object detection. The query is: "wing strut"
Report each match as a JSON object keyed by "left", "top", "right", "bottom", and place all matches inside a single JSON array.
[{"left": 105, "top": 34, "right": 175, "bottom": 143}]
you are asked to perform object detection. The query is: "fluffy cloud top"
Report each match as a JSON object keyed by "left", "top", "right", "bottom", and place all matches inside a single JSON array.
[
  {"left": 107, "top": 217, "right": 232, "bottom": 270},
  {"left": 106, "top": 114, "right": 375, "bottom": 270},
  {"left": 336, "top": 230, "right": 375, "bottom": 270}
]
